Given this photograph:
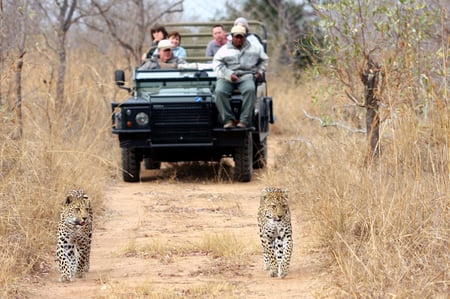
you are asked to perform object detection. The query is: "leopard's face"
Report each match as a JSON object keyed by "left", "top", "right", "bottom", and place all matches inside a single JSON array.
[
  {"left": 260, "top": 187, "right": 290, "bottom": 223},
  {"left": 60, "top": 190, "right": 91, "bottom": 227}
]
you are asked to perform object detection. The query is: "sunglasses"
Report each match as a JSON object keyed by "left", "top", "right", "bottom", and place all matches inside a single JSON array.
[{"left": 163, "top": 48, "right": 172, "bottom": 52}]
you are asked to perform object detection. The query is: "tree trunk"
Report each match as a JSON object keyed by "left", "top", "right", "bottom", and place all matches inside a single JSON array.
[
  {"left": 361, "top": 58, "right": 382, "bottom": 159},
  {"left": 13, "top": 52, "right": 24, "bottom": 140},
  {"left": 13, "top": 0, "right": 30, "bottom": 140},
  {"left": 54, "top": 0, "right": 78, "bottom": 113},
  {"left": 55, "top": 41, "right": 66, "bottom": 112}
]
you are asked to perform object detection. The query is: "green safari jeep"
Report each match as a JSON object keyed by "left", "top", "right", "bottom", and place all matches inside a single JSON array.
[{"left": 111, "top": 21, "right": 274, "bottom": 182}]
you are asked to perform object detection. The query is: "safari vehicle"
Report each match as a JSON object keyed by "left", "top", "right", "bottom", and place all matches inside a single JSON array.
[{"left": 111, "top": 21, "right": 273, "bottom": 182}]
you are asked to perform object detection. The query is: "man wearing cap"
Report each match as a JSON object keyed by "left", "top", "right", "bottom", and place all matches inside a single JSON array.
[
  {"left": 139, "top": 39, "right": 186, "bottom": 70},
  {"left": 213, "top": 25, "right": 269, "bottom": 128},
  {"left": 234, "top": 17, "right": 264, "bottom": 51}
]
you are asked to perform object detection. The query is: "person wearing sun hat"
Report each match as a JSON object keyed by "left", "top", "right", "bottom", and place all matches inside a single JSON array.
[
  {"left": 213, "top": 25, "right": 269, "bottom": 129},
  {"left": 139, "top": 39, "right": 187, "bottom": 70},
  {"left": 233, "top": 17, "right": 264, "bottom": 50}
]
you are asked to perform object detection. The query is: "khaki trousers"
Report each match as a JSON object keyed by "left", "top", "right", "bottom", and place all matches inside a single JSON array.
[{"left": 214, "top": 78, "right": 256, "bottom": 126}]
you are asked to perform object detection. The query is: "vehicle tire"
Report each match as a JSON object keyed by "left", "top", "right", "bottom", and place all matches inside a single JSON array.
[
  {"left": 234, "top": 131, "right": 253, "bottom": 182},
  {"left": 253, "top": 137, "right": 267, "bottom": 169},
  {"left": 144, "top": 158, "right": 161, "bottom": 170},
  {"left": 121, "top": 148, "right": 140, "bottom": 182}
]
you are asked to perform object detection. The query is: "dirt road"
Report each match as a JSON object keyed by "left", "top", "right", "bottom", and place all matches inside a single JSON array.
[{"left": 31, "top": 155, "right": 328, "bottom": 298}]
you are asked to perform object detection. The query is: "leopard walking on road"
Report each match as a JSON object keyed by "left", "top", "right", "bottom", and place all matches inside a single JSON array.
[
  {"left": 257, "top": 187, "right": 293, "bottom": 278},
  {"left": 56, "top": 189, "right": 93, "bottom": 282}
]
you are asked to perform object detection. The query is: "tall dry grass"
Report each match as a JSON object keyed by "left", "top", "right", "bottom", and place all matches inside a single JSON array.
[
  {"left": 0, "top": 39, "right": 447, "bottom": 298},
  {"left": 0, "top": 49, "right": 120, "bottom": 297},
  {"left": 264, "top": 67, "right": 449, "bottom": 297}
]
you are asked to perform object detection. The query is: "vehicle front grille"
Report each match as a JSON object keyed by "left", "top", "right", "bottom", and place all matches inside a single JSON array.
[{"left": 151, "top": 103, "right": 213, "bottom": 144}]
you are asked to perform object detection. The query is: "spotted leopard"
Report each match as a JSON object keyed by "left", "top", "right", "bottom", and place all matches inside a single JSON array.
[
  {"left": 56, "top": 189, "right": 93, "bottom": 282},
  {"left": 257, "top": 187, "right": 293, "bottom": 278}
]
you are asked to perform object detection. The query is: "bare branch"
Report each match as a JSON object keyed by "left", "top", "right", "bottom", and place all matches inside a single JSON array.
[
  {"left": 148, "top": 0, "right": 183, "bottom": 24},
  {"left": 90, "top": 1, "right": 135, "bottom": 56},
  {"left": 88, "top": 0, "right": 184, "bottom": 65},
  {"left": 303, "top": 109, "right": 366, "bottom": 134},
  {"left": 345, "top": 90, "right": 365, "bottom": 107},
  {"left": 63, "top": 0, "right": 77, "bottom": 32}
]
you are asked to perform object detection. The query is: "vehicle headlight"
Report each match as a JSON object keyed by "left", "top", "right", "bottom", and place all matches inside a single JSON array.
[{"left": 135, "top": 112, "right": 149, "bottom": 126}]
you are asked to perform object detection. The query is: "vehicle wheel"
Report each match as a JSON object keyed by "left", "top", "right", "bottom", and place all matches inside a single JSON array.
[
  {"left": 121, "top": 148, "right": 140, "bottom": 182},
  {"left": 253, "top": 137, "right": 267, "bottom": 169},
  {"left": 144, "top": 158, "right": 161, "bottom": 170},
  {"left": 234, "top": 131, "right": 253, "bottom": 182}
]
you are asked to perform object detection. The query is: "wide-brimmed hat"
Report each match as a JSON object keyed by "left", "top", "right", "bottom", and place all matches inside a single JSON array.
[
  {"left": 157, "top": 39, "right": 173, "bottom": 49},
  {"left": 230, "top": 25, "right": 247, "bottom": 37}
]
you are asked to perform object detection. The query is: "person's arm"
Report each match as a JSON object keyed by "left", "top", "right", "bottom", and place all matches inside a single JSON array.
[
  {"left": 142, "top": 46, "right": 157, "bottom": 61},
  {"left": 176, "top": 57, "right": 187, "bottom": 65}
]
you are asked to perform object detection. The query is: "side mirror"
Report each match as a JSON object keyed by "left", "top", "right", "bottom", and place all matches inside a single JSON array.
[
  {"left": 115, "top": 70, "right": 125, "bottom": 86},
  {"left": 114, "top": 70, "right": 131, "bottom": 93}
]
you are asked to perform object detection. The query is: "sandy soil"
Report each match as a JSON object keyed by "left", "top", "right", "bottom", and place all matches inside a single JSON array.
[{"left": 30, "top": 141, "right": 331, "bottom": 298}]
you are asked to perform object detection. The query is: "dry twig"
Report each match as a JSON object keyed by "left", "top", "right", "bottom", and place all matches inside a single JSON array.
[{"left": 303, "top": 110, "right": 366, "bottom": 134}]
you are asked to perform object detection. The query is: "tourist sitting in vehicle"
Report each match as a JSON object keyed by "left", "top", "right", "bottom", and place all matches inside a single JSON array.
[
  {"left": 205, "top": 24, "right": 228, "bottom": 57},
  {"left": 213, "top": 25, "right": 269, "bottom": 128},
  {"left": 153, "top": 31, "right": 187, "bottom": 59},
  {"left": 139, "top": 39, "right": 187, "bottom": 70},
  {"left": 167, "top": 31, "right": 187, "bottom": 58},
  {"left": 141, "top": 24, "right": 168, "bottom": 62}
]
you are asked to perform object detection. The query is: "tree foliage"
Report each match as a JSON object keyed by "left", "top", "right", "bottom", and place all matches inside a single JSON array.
[
  {"left": 317, "top": 0, "right": 447, "bottom": 105},
  {"left": 314, "top": 0, "right": 448, "bottom": 158},
  {"left": 224, "top": 0, "right": 323, "bottom": 72}
]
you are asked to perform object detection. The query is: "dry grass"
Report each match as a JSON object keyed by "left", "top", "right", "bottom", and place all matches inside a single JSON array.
[
  {"left": 113, "top": 233, "right": 255, "bottom": 297},
  {"left": 121, "top": 232, "right": 258, "bottom": 260},
  {"left": 0, "top": 50, "right": 120, "bottom": 297},
  {"left": 263, "top": 68, "right": 449, "bottom": 297},
  {"left": 96, "top": 281, "right": 237, "bottom": 299},
  {"left": 121, "top": 238, "right": 197, "bottom": 261},
  {"left": 199, "top": 231, "right": 259, "bottom": 258},
  {"left": 1, "top": 39, "right": 448, "bottom": 298}
]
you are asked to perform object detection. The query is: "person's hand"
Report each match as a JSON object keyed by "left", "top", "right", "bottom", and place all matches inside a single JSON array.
[
  {"left": 231, "top": 73, "right": 239, "bottom": 82},
  {"left": 255, "top": 72, "right": 261, "bottom": 79}
]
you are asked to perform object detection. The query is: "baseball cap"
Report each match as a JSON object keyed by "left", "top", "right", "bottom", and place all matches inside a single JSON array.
[{"left": 230, "top": 25, "right": 247, "bottom": 37}]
